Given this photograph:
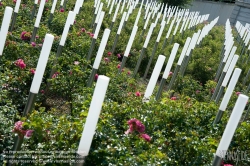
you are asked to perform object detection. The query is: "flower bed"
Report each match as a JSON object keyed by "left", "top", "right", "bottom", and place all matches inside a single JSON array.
[{"left": 0, "top": 0, "right": 249, "bottom": 165}]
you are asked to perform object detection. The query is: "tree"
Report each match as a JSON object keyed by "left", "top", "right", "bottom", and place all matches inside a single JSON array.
[{"left": 160, "top": 0, "right": 193, "bottom": 8}]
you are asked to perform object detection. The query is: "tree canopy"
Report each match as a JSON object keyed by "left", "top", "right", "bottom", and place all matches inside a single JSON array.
[{"left": 160, "top": 0, "right": 193, "bottom": 8}]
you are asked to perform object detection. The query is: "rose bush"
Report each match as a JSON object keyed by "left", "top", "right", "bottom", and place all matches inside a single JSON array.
[{"left": 0, "top": 0, "right": 249, "bottom": 166}]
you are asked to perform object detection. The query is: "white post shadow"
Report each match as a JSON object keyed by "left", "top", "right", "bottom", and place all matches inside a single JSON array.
[
  {"left": 87, "top": 11, "right": 105, "bottom": 60},
  {"left": 119, "top": 25, "right": 138, "bottom": 73},
  {"left": 144, "top": 55, "right": 166, "bottom": 101},
  {"left": 48, "top": 0, "right": 58, "bottom": 25},
  {"left": 111, "top": 12, "right": 127, "bottom": 54},
  {"left": 77, "top": 75, "right": 110, "bottom": 163},
  {"left": 133, "top": 23, "right": 155, "bottom": 77},
  {"left": 87, "top": 29, "right": 111, "bottom": 87},
  {"left": 30, "top": 0, "right": 46, "bottom": 43},
  {"left": 0, "top": 7, "right": 13, "bottom": 56},
  {"left": 155, "top": 43, "right": 180, "bottom": 100},
  {"left": 168, "top": 37, "right": 191, "bottom": 91},
  {"left": 9, "top": 0, "right": 21, "bottom": 32},
  {"left": 212, "top": 94, "right": 248, "bottom": 166}
]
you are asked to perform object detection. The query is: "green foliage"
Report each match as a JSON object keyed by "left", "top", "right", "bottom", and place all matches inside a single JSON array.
[
  {"left": 160, "top": 0, "right": 193, "bottom": 8},
  {"left": 0, "top": 0, "right": 250, "bottom": 166}
]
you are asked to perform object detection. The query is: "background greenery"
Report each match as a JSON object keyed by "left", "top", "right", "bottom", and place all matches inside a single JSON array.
[{"left": 0, "top": 0, "right": 249, "bottom": 165}]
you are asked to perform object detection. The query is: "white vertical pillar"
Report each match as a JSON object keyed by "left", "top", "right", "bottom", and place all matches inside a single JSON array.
[
  {"left": 144, "top": 55, "right": 166, "bottom": 98},
  {"left": 77, "top": 75, "right": 110, "bottom": 156},
  {"left": 216, "top": 94, "right": 248, "bottom": 158},
  {"left": 0, "top": 7, "right": 13, "bottom": 55}
]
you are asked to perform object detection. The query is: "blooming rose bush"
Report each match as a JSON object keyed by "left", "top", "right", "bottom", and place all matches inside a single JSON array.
[
  {"left": 125, "top": 119, "right": 151, "bottom": 142},
  {"left": 12, "top": 121, "right": 34, "bottom": 138},
  {"left": 0, "top": 1, "right": 249, "bottom": 166}
]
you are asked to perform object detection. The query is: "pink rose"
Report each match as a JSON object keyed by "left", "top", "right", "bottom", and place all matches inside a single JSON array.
[
  {"left": 31, "top": 42, "right": 36, "bottom": 47},
  {"left": 24, "top": 130, "right": 34, "bottom": 138},
  {"left": 141, "top": 134, "right": 151, "bottom": 142},
  {"left": 81, "top": 28, "right": 86, "bottom": 32},
  {"left": 15, "top": 59, "right": 26, "bottom": 69},
  {"left": 135, "top": 91, "right": 141, "bottom": 97},
  {"left": 171, "top": 97, "right": 177, "bottom": 100},
  {"left": 95, "top": 74, "right": 98, "bottom": 80},
  {"left": 30, "top": 69, "right": 35, "bottom": 74}
]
